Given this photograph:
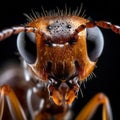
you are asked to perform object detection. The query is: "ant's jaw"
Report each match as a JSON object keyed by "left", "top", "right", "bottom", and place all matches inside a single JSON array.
[{"left": 47, "top": 77, "right": 80, "bottom": 106}]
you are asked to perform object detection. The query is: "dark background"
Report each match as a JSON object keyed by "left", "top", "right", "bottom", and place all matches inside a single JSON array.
[{"left": 0, "top": 0, "right": 120, "bottom": 120}]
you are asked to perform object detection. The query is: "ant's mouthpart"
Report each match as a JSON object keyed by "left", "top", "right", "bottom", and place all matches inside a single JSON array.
[{"left": 47, "top": 77, "right": 80, "bottom": 106}]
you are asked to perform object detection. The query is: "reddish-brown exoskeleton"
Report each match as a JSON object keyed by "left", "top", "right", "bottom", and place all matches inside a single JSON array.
[{"left": 0, "top": 8, "right": 120, "bottom": 120}]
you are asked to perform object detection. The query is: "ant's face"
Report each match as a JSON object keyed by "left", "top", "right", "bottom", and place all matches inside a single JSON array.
[{"left": 17, "top": 16, "right": 103, "bottom": 105}]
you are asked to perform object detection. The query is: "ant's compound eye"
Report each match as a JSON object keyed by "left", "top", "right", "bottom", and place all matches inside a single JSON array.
[
  {"left": 86, "top": 27, "right": 104, "bottom": 61},
  {"left": 17, "top": 32, "right": 37, "bottom": 64}
]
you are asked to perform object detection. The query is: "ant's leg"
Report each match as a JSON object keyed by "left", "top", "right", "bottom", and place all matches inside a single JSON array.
[
  {"left": 75, "top": 93, "right": 112, "bottom": 120},
  {"left": 0, "top": 87, "right": 5, "bottom": 120},
  {"left": 0, "top": 84, "right": 27, "bottom": 120}
]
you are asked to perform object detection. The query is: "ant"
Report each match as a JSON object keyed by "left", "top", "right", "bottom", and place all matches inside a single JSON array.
[{"left": 0, "top": 7, "right": 120, "bottom": 120}]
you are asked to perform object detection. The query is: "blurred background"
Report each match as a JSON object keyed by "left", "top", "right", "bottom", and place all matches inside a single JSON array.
[{"left": 0, "top": 0, "right": 120, "bottom": 119}]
